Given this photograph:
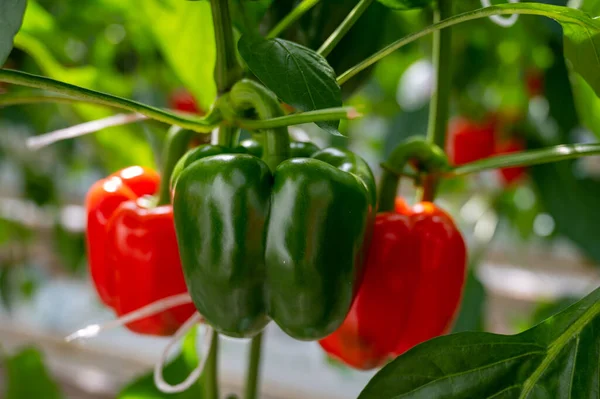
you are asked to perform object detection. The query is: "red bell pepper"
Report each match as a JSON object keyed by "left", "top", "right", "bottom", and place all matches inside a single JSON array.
[
  {"left": 319, "top": 198, "right": 467, "bottom": 370},
  {"left": 85, "top": 166, "right": 195, "bottom": 336},
  {"left": 446, "top": 117, "right": 496, "bottom": 166}
]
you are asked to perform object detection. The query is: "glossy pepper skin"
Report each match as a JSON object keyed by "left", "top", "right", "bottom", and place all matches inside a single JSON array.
[
  {"left": 172, "top": 148, "right": 375, "bottom": 340},
  {"left": 238, "top": 139, "right": 320, "bottom": 159},
  {"left": 319, "top": 198, "right": 467, "bottom": 370},
  {"left": 85, "top": 166, "right": 195, "bottom": 336}
]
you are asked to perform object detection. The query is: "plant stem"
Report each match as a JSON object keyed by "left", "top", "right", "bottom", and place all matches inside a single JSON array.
[
  {"left": 211, "top": 0, "right": 242, "bottom": 95},
  {"left": 0, "top": 69, "right": 220, "bottom": 132},
  {"left": 267, "top": 0, "right": 321, "bottom": 39},
  {"left": 244, "top": 333, "right": 263, "bottom": 399},
  {"left": 421, "top": 0, "right": 453, "bottom": 202},
  {"left": 336, "top": 3, "right": 590, "bottom": 85},
  {"left": 235, "top": 106, "right": 359, "bottom": 130},
  {"left": 157, "top": 126, "right": 195, "bottom": 205},
  {"left": 448, "top": 143, "right": 600, "bottom": 176},
  {"left": 201, "top": 330, "right": 220, "bottom": 399},
  {"left": 216, "top": 125, "right": 240, "bottom": 147},
  {"left": 317, "top": 0, "right": 374, "bottom": 57}
]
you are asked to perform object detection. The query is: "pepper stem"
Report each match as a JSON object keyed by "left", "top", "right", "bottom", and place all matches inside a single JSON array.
[
  {"left": 228, "top": 80, "right": 290, "bottom": 170},
  {"left": 157, "top": 126, "right": 195, "bottom": 206},
  {"left": 244, "top": 332, "right": 263, "bottom": 399},
  {"left": 377, "top": 138, "right": 448, "bottom": 212},
  {"left": 422, "top": 0, "right": 453, "bottom": 202},
  {"left": 201, "top": 330, "right": 220, "bottom": 399}
]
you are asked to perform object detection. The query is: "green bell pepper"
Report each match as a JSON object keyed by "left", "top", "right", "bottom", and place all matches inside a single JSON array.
[{"left": 172, "top": 80, "right": 376, "bottom": 340}]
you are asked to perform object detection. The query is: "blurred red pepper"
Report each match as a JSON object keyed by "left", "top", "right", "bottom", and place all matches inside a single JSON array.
[
  {"left": 319, "top": 198, "right": 466, "bottom": 370},
  {"left": 495, "top": 138, "right": 527, "bottom": 186},
  {"left": 85, "top": 166, "right": 195, "bottom": 336},
  {"left": 446, "top": 117, "right": 495, "bottom": 166},
  {"left": 169, "top": 89, "right": 203, "bottom": 115},
  {"left": 525, "top": 69, "right": 544, "bottom": 98}
]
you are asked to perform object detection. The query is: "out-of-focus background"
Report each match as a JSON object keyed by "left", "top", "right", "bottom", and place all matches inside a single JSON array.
[{"left": 2, "top": 0, "right": 600, "bottom": 398}]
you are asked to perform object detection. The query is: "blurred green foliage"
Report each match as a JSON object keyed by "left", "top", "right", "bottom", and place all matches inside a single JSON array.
[{"left": 2, "top": 347, "right": 64, "bottom": 399}]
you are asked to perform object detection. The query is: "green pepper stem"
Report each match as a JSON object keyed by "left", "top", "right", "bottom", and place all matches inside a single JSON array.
[
  {"left": 267, "top": 0, "right": 321, "bottom": 39},
  {"left": 421, "top": 0, "right": 453, "bottom": 202},
  {"left": 215, "top": 125, "right": 241, "bottom": 148},
  {"left": 157, "top": 126, "right": 195, "bottom": 206},
  {"left": 201, "top": 330, "right": 220, "bottom": 399},
  {"left": 377, "top": 138, "right": 448, "bottom": 212},
  {"left": 228, "top": 80, "right": 290, "bottom": 170},
  {"left": 244, "top": 332, "right": 263, "bottom": 399},
  {"left": 317, "top": 0, "right": 374, "bottom": 57},
  {"left": 211, "top": 0, "right": 242, "bottom": 95}
]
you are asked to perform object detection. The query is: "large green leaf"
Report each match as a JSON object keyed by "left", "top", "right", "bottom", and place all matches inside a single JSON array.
[
  {"left": 377, "top": 0, "right": 432, "bottom": 9},
  {"left": 238, "top": 35, "right": 342, "bottom": 134},
  {"left": 3, "top": 347, "right": 64, "bottom": 399},
  {"left": 142, "top": 0, "right": 216, "bottom": 110},
  {"left": 118, "top": 327, "right": 203, "bottom": 398},
  {"left": 0, "top": 0, "right": 27, "bottom": 65},
  {"left": 359, "top": 285, "right": 600, "bottom": 398}
]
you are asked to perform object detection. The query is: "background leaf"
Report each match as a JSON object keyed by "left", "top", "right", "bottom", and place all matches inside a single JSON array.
[
  {"left": 142, "top": 0, "right": 216, "bottom": 110},
  {"left": 238, "top": 35, "right": 342, "bottom": 134},
  {"left": 3, "top": 347, "right": 64, "bottom": 399},
  {"left": 359, "top": 286, "right": 600, "bottom": 399},
  {"left": 0, "top": 0, "right": 27, "bottom": 65},
  {"left": 376, "top": 0, "right": 432, "bottom": 10}
]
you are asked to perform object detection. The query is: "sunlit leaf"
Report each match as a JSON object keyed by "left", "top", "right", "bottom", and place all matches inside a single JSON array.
[
  {"left": 377, "top": 0, "right": 432, "bottom": 10},
  {"left": 142, "top": 0, "right": 216, "bottom": 110}
]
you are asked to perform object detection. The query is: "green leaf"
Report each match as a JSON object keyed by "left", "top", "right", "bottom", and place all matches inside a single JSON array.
[
  {"left": 0, "top": 0, "right": 27, "bottom": 65},
  {"left": 376, "top": 0, "right": 432, "bottom": 10},
  {"left": 359, "top": 286, "right": 600, "bottom": 398},
  {"left": 570, "top": 72, "right": 600, "bottom": 140},
  {"left": 142, "top": 0, "right": 216, "bottom": 110},
  {"left": 118, "top": 327, "right": 203, "bottom": 398},
  {"left": 3, "top": 347, "right": 64, "bottom": 399},
  {"left": 238, "top": 35, "right": 342, "bottom": 134}
]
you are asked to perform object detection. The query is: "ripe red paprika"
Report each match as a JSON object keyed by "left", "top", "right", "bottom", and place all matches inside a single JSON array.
[
  {"left": 319, "top": 198, "right": 467, "bottom": 370},
  {"left": 446, "top": 117, "right": 495, "bottom": 166},
  {"left": 85, "top": 166, "right": 195, "bottom": 336},
  {"left": 495, "top": 138, "right": 527, "bottom": 185},
  {"left": 169, "top": 89, "right": 203, "bottom": 115}
]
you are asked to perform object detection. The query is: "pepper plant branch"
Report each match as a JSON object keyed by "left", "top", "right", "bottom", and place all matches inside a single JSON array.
[
  {"left": 0, "top": 91, "right": 83, "bottom": 106},
  {"left": 317, "top": 0, "right": 374, "bottom": 57},
  {"left": 244, "top": 332, "right": 263, "bottom": 399},
  {"left": 448, "top": 143, "right": 600, "bottom": 176},
  {"left": 211, "top": 0, "right": 242, "bottom": 94},
  {"left": 267, "top": 0, "right": 321, "bottom": 39},
  {"left": 421, "top": 0, "right": 453, "bottom": 203},
  {"left": 234, "top": 106, "right": 360, "bottom": 130},
  {"left": 336, "top": 3, "right": 595, "bottom": 85},
  {"left": 381, "top": 143, "right": 600, "bottom": 177},
  {"left": 0, "top": 69, "right": 220, "bottom": 132},
  {"left": 201, "top": 330, "right": 220, "bottom": 399},
  {"left": 0, "top": 71, "right": 359, "bottom": 134}
]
